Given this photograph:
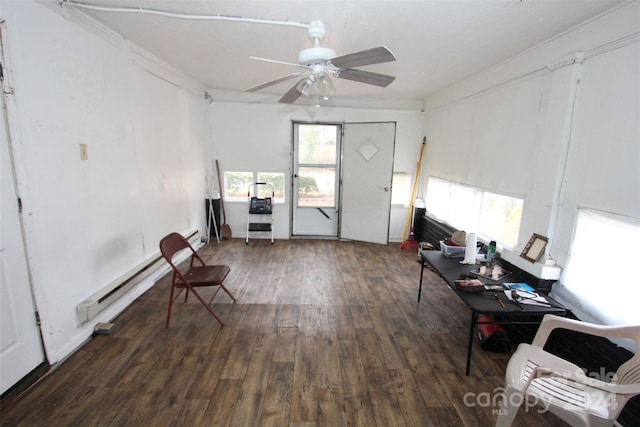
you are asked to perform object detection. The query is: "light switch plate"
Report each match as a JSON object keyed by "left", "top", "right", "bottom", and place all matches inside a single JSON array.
[{"left": 80, "top": 144, "right": 88, "bottom": 160}]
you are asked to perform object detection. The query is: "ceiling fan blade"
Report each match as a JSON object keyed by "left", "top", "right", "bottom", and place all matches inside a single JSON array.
[
  {"left": 279, "top": 79, "right": 304, "bottom": 103},
  {"left": 250, "top": 56, "right": 307, "bottom": 69},
  {"left": 245, "top": 72, "right": 305, "bottom": 92},
  {"left": 336, "top": 69, "right": 395, "bottom": 87},
  {"left": 330, "top": 46, "right": 396, "bottom": 69}
]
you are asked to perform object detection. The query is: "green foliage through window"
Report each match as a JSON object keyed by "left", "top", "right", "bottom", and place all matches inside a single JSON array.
[{"left": 224, "top": 171, "right": 285, "bottom": 203}]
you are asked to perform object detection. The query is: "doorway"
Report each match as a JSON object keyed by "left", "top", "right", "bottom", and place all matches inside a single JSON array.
[
  {"left": 1, "top": 28, "right": 47, "bottom": 395},
  {"left": 291, "top": 121, "right": 396, "bottom": 244},
  {"left": 291, "top": 122, "right": 341, "bottom": 237}
]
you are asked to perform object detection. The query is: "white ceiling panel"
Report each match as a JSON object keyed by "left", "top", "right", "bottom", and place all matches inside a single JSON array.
[{"left": 59, "top": 0, "right": 627, "bottom": 107}]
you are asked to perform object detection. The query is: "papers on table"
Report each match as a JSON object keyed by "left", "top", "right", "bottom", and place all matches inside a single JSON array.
[
  {"left": 504, "top": 289, "right": 551, "bottom": 307},
  {"left": 503, "top": 282, "right": 536, "bottom": 293}
]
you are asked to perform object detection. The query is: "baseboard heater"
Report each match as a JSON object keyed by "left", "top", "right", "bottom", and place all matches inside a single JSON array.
[{"left": 77, "top": 230, "right": 199, "bottom": 325}]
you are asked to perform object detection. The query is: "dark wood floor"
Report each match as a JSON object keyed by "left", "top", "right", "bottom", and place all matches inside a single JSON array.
[{"left": 1, "top": 239, "right": 568, "bottom": 426}]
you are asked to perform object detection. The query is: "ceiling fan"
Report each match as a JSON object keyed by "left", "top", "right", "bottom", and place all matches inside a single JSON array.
[{"left": 245, "top": 21, "right": 396, "bottom": 104}]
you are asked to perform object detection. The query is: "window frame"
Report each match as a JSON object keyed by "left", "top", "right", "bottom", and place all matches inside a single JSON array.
[
  {"left": 391, "top": 172, "right": 412, "bottom": 207},
  {"left": 425, "top": 177, "right": 524, "bottom": 249},
  {"left": 294, "top": 123, "right": 340, "bottom": 209},
  {"left": 223, "top": 170, "right": 286, "bottom": 204},
  {"left": 556, "top": 208, "right": 640, "bottom": 330},
  {"left": 477, "top": 190, "right": 524, "bottom": 248}
]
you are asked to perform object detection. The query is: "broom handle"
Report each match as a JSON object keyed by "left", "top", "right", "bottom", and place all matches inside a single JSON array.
[
  {"left": 401, "top": 137, "right": 426, "bottom": 246},
  {"left": 215, "top": 160, "right": 227, "bottom": 225},
  {"left": 208, "top": 175, "right": 220, "bottom": 243}
]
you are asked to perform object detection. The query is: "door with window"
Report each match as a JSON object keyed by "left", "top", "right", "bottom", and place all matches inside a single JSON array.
[
  {"left": 292, "top": 123, "right": 340, "bottom": 236},
  {"left": 340, "top": 122, "right": 396, "bottom": 244},
  {"left": 292, "top": 122, "right": 396, "bottom": 243}
]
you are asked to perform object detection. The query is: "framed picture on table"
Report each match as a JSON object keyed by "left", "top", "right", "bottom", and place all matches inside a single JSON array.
[{"left": 520, "top": 233, "right": 548, "bottom": 263}]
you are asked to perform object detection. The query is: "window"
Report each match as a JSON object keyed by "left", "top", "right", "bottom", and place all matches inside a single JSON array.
[
  {"left": 258, "top": 172, "right": 285, "bottom": 201},
  {"left": 425, "top": 177, "right": 523, "bottom": 248},
  {"left": 391, "top": 173, "right": 411, "bottom": 206},
  {"left": 224, "top": 171, "right": 285, "bottom": 203},
  {"left": 425, "top": 178, "right": 481, "bottom": 233},
  {"left": 296, "top": 124, "right": 339, "bottom": 208},
  {"left": 556, "top": 208, "right": 640, "bottom": 328},
  {"left": 479, "top": 192, "right": 523, "bottom": 248},
  {"left": 297, "top": 167, "right": 335, "bottom": 207}
]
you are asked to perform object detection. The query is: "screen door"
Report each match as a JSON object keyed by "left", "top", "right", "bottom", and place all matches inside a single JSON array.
[{"left": 292, "top": 123, "right": 341, "bottom": 237}]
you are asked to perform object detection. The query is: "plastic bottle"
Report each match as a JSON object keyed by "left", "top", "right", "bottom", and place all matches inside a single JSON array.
[{"left": 487, "top": 240, "right": 497, "bottom": 265}]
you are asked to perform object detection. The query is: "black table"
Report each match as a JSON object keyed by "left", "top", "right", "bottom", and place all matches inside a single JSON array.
[{"left": 419, "top": 250, "right": 566, "bottom": 375}]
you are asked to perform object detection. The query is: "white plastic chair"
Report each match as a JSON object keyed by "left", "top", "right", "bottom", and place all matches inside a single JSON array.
[{"left": 495, "top": 314, "right": 640, "bottom": 427}]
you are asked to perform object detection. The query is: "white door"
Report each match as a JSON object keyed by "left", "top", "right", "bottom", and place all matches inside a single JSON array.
[
  {"left": 292, "top": 123, "right": 341, "bottom": 237},
  {"left": 340, "top": 122, "right": 396, "bottom": 244},
  {"left": 1, "top": 42, "right": 46, "bottom": 394}
]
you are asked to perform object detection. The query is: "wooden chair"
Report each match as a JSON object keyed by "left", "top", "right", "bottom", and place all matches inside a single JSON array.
[
  {"left": 159, "top": 232, "right": 236, "bottom": 327},
  {"left": 495, "top": 314, "right": 640, "bottom": 427}
]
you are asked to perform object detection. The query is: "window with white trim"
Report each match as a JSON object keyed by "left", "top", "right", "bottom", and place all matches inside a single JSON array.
[
  {"left": 557, "top": 208, "right": 640, "bottom": 327},
  {"left": 479, "top": 191, "right": 523, "bottom": 248},
  {"left": 391, "top": 173, "right": 411, "bottom": 206},
  {"left": 224, "top": 171, "right": 285, "bottom": 204},
  {"left": 425, "top": 177, "right": 523, "bottom": 248}
]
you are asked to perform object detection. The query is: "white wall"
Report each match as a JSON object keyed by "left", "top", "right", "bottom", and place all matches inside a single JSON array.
[
  {"left": 423, "top": 3, "right": 639, "bottom": 278},
  {"left": 2, "top": 1, "right": 209, "bottom": 362},
  {"left": 553, "top": 41, "right": 639, "bottom": 260},
  {"left": 208, "top": 102, "right": 425, "bottom": 241}
]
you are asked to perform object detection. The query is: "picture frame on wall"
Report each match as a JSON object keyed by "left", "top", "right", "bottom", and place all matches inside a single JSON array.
[{"left": 520, "top": 233, "right": 548, "bottom": 263}]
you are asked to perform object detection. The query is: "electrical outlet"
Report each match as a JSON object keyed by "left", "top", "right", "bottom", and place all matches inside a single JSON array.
[{"left": 79, "top": 144, "right": 88, "bottom": 160}]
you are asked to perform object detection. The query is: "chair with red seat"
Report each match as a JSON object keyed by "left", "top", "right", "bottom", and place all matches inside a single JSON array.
[{"left": 159, "top": 232, "right": 236, "bottom": 327}]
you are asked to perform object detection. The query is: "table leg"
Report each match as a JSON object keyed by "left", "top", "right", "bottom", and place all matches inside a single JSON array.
[
  {"left": 418, "top": 261, "right": 425, "bottom": 302},
  {"left": 466, "top": 312, "right": 478, "bottom": 376}
]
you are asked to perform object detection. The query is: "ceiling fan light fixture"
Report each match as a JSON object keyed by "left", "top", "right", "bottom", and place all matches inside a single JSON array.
[
  {"left": 247, "top": 20, "right": 396, "bottom": 104},
  {"left": 317, "top": 73, "right": 335, "bottom": 100},
  {"left": 297, "top": 75, "right": 316, "bottom": 97}
]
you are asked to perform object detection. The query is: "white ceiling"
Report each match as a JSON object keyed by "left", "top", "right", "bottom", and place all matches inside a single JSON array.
[{"left": 63, "top": 0, "right": 626, "bottom": 108}]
